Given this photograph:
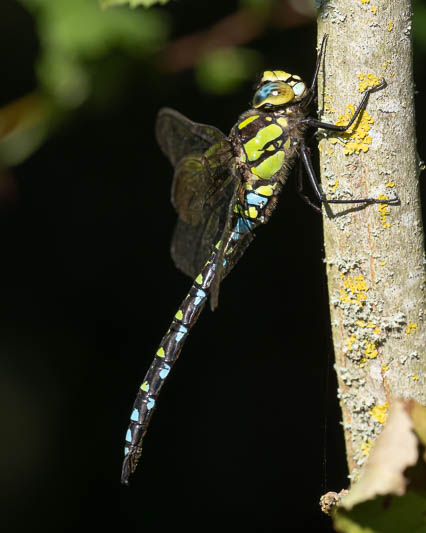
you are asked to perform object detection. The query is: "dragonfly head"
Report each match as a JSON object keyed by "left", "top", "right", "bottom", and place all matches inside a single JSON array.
[{"left": 252, "top": 70, "right": 307, "bottom": 110}]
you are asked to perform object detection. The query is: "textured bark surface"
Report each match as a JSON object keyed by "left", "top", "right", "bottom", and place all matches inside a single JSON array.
[{"left": 317, "top": 0, "right": 425, "bottom": 480}]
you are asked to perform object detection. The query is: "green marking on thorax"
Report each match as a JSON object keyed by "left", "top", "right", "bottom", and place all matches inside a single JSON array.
[
  {"left": 252, "top": 150, "right": 285, "bottom": 179},
  {"left": 238, "top": 115, "right": 259, "bottom": 129},
  {"left": 243, "top": 123, "right": 283, "bottom": 162},
  {"left": 277, "top": 117, "right": 288, "bottom": 128}
]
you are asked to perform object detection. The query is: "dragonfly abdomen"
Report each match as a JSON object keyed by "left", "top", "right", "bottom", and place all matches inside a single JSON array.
[{"left": 121, "top": 239, "right": 229, "bottom": 484}]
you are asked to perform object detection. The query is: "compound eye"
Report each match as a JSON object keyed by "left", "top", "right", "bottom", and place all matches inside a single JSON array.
[
  {"left": 292, "top": 81, "right": 306, "bottom": 98},
  {"left": 252, "top": 81, "right": 295, "bottom": 109}
]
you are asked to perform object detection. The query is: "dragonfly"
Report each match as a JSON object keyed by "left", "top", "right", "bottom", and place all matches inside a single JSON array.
[{"left": 121, "top": 34, "right": 397, "bottom": 485}]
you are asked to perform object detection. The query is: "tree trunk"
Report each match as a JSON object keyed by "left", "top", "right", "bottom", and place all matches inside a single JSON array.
[{"left": 317, "top": 0, "right": 425, "bottom": 481}]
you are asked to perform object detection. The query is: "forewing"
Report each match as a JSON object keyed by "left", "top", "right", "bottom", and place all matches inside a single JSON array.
[
  {"left": 156, "top": 108, "right": 227, "bottom": 166},
  {"left": 157, "top": 107, "right": 245, "bottom": 293}
]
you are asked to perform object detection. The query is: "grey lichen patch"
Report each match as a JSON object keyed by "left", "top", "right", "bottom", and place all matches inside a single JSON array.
[
  {"left": 399, "top": 351, "right": 419, "bottom": 365},
  {"left": 337, "top": 386, "right": 389, "bottom": 472},
  {"left": 379, "top": 98, "right": 401, "bottom": 114},
  {"left": 327, "top": 255, "right": 366, "bottom": 274},
  {"left": 337, "top": 364, "right": 366, "bottom": 387},
  {"left": 334, "top": 213, "right": 352, "bottom": 231},
  {"left": 334, "top": 273, "right": 408, "bottom": 366},
  {"left": 381, "top": 311, "right": 407, "bottom": 332},
  {"left": 319, "top": 2, "right": 348, "bottom": 24},
  {"left": 329, "top": 248, "right": 424, "bottom": 474},
  {"left": 329, "top": 260, "right": 400, "bottom": 475}
]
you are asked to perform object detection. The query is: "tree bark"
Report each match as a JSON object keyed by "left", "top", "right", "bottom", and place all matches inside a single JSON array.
[{"left": 317, "top": 0, "right": 425, "bottom": 480}]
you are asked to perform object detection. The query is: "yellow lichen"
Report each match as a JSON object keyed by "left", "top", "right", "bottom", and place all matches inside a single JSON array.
[
  {"left": 364, "top": 341, "right": 378, "bottom": 359},
  {"left": 385, "top": 181, "right": 395, "bottom": 188},
  {"left": 379, "top": 260, "right": 387, "bottom": 266},
  {"left": 344, "top": 274, "right": 369, "bottom": 293},
  {"left": 323, "top": 91, "right": 335, "bottom": 114},
  {"left": 330, "top": 105, "right": 374, "bottom": 155},
  {"left": 360, "top": 440, "right": 373, "bottom": 456},
  {"left": 357, "top": 72, "right": 382, "bottom": 93},
  {"left": 370, "top": 402, "right": 388, "bottom": 424},
  {"left": 412, "top": 374, "right": 419, "bottom": 381},
  {"left": 406, "top": 323, "right": 418, "bottom": 335},
  {"left": 388, "top": 19, "right": 394, "bottom": 31},
  {"left": 371, "top": 6, "right": 377, "bottom": 14},
  {"left": 361, "top": 0, "right": 370, "bottom": 3},
  {"left": 377, "top": 194, "right": 391, "bottom": 228},
  {"left": 329, "top": 180, "right": 339, "bottom": 194},
  {"left": 345, "top": 335, "right": 357, "bottom": 351},
  {"left": 339, "top": 273, "right": 369, "bottom": 306},
  {"left": 382, "top": 364, "right": 390, "bottom": 371}
]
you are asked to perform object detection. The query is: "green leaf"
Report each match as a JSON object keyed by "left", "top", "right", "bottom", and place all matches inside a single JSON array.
[
  {"left": 99, "top": 0, "right": 170, "bottom": 8},
  {"left": 335, "top": 493, "right": 426, "bottom": 533},
  {"left": 239, "top": 0, "right": 272, "bottom": 14},
  {"left": 333, "top": 401, "right": 426, "bottom": 533},
  {"left": 18, "top": 0, "right": 169, "bottom": 106},
  {"left": 413, "top": 0, "right": 426, "bottom": 51},
  {"left": 196, "top": 47, "right": 262, "bottom": 95}
]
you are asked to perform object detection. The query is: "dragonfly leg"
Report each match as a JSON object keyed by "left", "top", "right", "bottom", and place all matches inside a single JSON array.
[
  {"left": 299, "top": 142, "right": 399, "bottom": 206},
  {"left": 295, "top": 157, "right": 321, "bottom": 212},
  {"left": 304, "top": 80, "right": 387, "bottom": 132},
  {"left": 300, "top": 34, "right": 328, "bottom": 111}
]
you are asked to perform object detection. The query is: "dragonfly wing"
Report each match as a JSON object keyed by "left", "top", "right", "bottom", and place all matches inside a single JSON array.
[
  {"left": 156, "top": 108, "right": 227, "bottom": 166},
  {"left": 170, "top": 142, "right": 235, "bottom": 278},
  {"left": 157, "top": 107, "right": 249, "bottom": 301}
]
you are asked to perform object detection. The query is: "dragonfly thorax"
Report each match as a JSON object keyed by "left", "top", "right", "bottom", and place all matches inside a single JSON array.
[
  {"left": 252, "top": 70, "right": 307, "bottom": 109},
  {"left": 229, "top": 109, "right": 307, "bottom": 226}
]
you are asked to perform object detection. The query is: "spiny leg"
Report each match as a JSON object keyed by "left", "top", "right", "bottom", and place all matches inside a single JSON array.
[
  {"left": 301, "top": 41, "right": 397, "bottom": 206},
  {"left": 295, "top": 156, "right": 321, "bottom": 212},
  {"left": 304, "top": 79, "right": 387, "bottom": 133},
  {"left": 301, "top": 33, "right": 329, "bottom": 111},
  {"left": 299, "top": 141, "right": 398, "bottom": 206}
]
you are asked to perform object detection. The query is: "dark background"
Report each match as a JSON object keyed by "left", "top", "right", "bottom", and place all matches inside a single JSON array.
[{"left": 0, "top": 1, "right": 425, "bottom": 531}]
